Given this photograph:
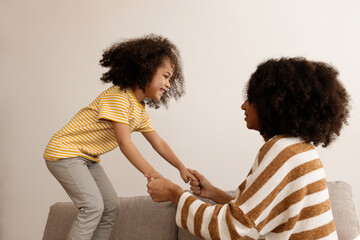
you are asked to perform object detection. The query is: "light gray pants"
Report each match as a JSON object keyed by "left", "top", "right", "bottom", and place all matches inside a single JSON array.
[{"left": 46, "top": 157, "right": 120, "bottom": 240}]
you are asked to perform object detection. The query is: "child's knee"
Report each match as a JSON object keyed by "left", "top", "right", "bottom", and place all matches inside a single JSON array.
[
  {"left": 104, "top": 196, "right": 120, "bottom": 215},
  {"left": 80, "top": 198, "right": 105, "bottom": 218}
]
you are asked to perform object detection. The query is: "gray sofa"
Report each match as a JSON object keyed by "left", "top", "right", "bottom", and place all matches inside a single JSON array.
[{"left": 43, "top": 181, "right": 360, "bottom": 240}]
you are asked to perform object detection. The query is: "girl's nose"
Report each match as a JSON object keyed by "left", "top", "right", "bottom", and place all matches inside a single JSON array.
[{"left": 165, "top": 79, "right": 170, "bottom": 88}]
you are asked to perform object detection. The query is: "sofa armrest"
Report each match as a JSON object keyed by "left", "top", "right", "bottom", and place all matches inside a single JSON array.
[
  {"left": 328, "top": 181, "right": 360, "bottom": 240},
  {"left": 43, "top": 202, "right": 77, "bottom": 239}
]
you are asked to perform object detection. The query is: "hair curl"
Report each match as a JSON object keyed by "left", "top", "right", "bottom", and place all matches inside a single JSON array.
[
  {"left": 99, "top": 34, "right": 185, "bottom": 108},
  {"left": 246, "top": 57, "right": 350, "bottom": 147}
]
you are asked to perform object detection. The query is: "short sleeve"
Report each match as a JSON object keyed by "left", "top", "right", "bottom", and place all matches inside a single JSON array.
[
  {"left": 136, "top": 111, "right": 155, "bottom": 132},
  {"left": 98, "top": 90, "right": 130, "bottom": 125}
]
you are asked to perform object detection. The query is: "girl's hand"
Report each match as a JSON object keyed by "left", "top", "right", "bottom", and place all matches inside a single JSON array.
[
  {"left": 179, "top": 167, "right": 198, "bottom": 183},
  {"left": 188, "top": 168, "right": 214, "bottom": 199}
]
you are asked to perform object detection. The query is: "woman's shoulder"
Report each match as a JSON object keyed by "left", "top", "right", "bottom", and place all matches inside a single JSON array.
[
  {"left": 258, "top": 135, "right": 315, "bottom": 162},
  {"left": 264, "top": 135, "right": 313, "bottom": 149}
]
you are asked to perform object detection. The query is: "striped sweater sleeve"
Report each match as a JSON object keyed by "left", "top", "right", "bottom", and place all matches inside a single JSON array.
[{"left": 176, "top": 136, "right": 337, "bottom": 240}]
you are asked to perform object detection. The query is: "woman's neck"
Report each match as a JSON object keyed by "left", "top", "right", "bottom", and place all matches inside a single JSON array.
[{"left": 261, "top": 133, "right": 271, "bottom": 142}]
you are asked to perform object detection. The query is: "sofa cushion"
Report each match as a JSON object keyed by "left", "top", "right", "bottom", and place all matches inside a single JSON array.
[
  {"left": 110, "top": 196, "right": 177, "bottom": 239},
  {"left": 328, "top": 181, "right": 360, "bottom": 240},
  {"left": 43, "top": 196, "right": 178, "bottom": 240}
]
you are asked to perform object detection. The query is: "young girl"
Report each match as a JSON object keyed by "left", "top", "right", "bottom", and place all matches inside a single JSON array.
[
  {"left": 44, "top": 34, "right": 196, "bottom": 240},
  {"left": 147, "top": 57, "right": 350, "bottom": 240}
]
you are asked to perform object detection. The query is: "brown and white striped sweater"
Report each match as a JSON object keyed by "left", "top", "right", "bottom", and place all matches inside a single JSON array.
[{"left": 176, "top": 135, "right": 337, "bottom": 240}]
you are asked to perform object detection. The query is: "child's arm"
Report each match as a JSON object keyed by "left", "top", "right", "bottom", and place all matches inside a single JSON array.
[
  {"left": 142, "top": 131, "right": 197, "bottom": 183},
  {"left": 111, "top": 121, "right": 162, "bottom": 179}
]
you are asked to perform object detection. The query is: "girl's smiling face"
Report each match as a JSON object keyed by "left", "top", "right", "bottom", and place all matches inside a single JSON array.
[
  {"left": 241, "top": 99, "right": 260, "bottom": 132},
  {"left": 145, "top": 57, "right": 173, "bottom": 101}
]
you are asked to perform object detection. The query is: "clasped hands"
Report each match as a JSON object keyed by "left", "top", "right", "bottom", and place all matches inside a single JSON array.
[{"left": 146, "top": 169, "right": 213, "bottom": 204}]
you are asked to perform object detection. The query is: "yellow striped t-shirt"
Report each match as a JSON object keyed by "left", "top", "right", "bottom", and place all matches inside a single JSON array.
[{"left": 44, "top": 86, "right": 154, "bottom": 162}]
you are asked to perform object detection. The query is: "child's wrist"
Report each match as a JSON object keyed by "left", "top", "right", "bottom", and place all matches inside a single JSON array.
[
  {"left": 146, "top": 170, "right": 162, "bottom": 178},
  {"left": 178, "top": 164, "right": 186, "bottom": 172}
]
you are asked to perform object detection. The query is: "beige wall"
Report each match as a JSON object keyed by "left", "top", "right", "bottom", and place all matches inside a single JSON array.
[{"left": 1, "top": 0, "right": 360, "bottom": 239}]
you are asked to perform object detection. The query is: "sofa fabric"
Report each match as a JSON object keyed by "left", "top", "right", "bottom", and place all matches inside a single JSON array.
[
  {"left": 43, "top": 196, "right": 177, "bottom": 240},
  {"left": 328, "top": 181, "right": 360, "bottom": 240},
  {"left": 43, "top": 181, "right": 359, "bottom": 240}
]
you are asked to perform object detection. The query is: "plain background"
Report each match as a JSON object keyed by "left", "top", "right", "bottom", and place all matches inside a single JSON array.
[{"left": 1, "top": 0, "right": 359, "bottom": 239}]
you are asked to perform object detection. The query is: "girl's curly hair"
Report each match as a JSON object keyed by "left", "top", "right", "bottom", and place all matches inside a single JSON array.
[
  {"left": 99, "top": 34, "right": 185, "bottom": 108},
  {"left": 246, "top": 57, "right": 350, "bottom": 147}
]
